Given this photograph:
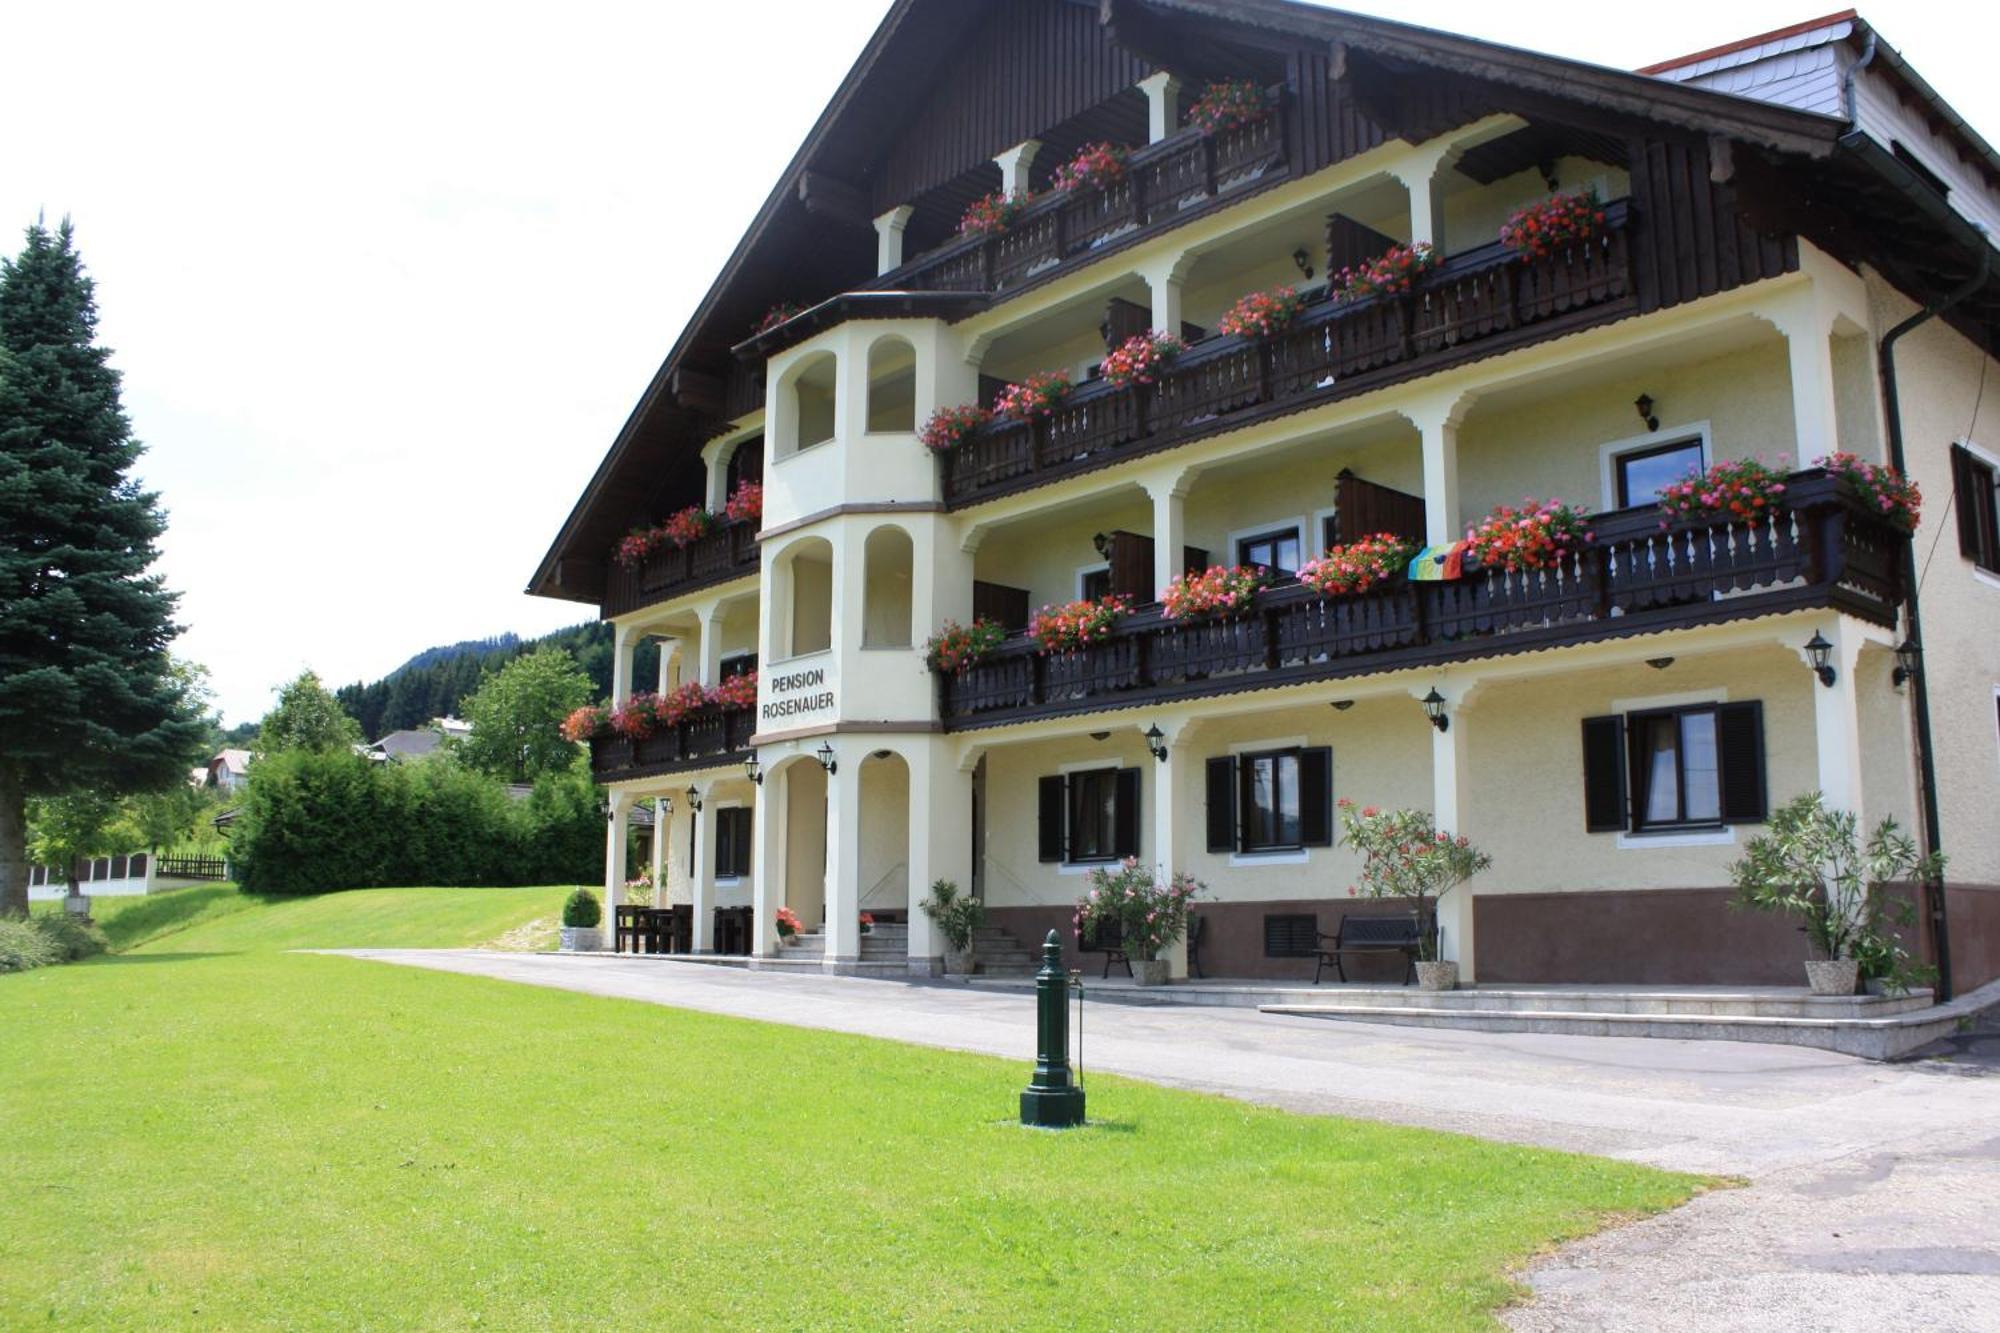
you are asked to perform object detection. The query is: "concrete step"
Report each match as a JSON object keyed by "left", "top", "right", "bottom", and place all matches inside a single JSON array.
[{"left": 1251, "top": 986, "right": 1933, "bottom": 1020}]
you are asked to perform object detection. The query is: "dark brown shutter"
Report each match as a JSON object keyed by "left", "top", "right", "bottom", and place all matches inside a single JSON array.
[
  {"left": 731, "top": 810, "right": 754, "bottom": 878},
  {"left": 1206, "top": 756, "right": 1236, "bottom": 852},
  {"left": 1037, "top": 775, "right": 1066, "bottom": 862},
  {"left": 1334, "top": 469, "right": 1428, "bottom": 547},
  {"left": 1106, "top": 530, "right": 1155, "bottom": 604},
  {"left": 1952, "top": 444, "right": 1982, "bottom": 559},
  {"left": 972, "top": 581, "right": 1031, "bottom": 632},
  {"left": 1716, "top": 702, "right": 1767, "bottom": 824},
  {"left": 1182, "top": 545, "right": 1209, "bottom": 576},
  {"left": 1099, "top": 296, "right": 1151, "bottom": 352},
  {"left": 1581, "top": 715, "right": 1628, "bottom": 832},
  {"left": 1299, "top": 747, "right": 1334, "bottom": 846},
  {"left": 1113, "top": 768, "right": 1141, "bottom": 859}
]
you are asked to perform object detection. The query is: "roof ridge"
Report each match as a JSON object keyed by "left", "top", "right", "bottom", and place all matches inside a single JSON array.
[{"left": 1635, "top": 9, "right": 1858, "bottom": 76}]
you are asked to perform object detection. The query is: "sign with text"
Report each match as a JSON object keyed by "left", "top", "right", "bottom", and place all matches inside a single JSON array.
[{"left": 759, "top": 655, "right": 837, "bottom": 728}]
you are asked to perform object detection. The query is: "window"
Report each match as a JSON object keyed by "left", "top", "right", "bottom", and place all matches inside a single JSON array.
[
  {"left": 1078, "top": 565, "right": 1112, "bottom": 601},
  {"left": 1581, "top": 703, "right": 1765, "bottom": 834},
  {"left": 1614, "top": 438, "right": 1705, "bottom": 508},
  {"left": 713, "top": 807, "right": 753, "bottom": 879},
  {"left": 1953, "top": 444, "right": 2000, "bottom": 575},
  {"left": 1263, "top": 913, "right": 1320, "bottom": 958},
  {"left": 1237, "top": 527, "right": 1302, "bottom": 575},
  {"left": 1206, "top": 748, "right": 1332, "bottom": 853},
  {"left": 719, "top": 654, "right": 758, "bottom": 680},
  {"left": 1037, "top": 768, "right": 1139, "bottom": 864}
]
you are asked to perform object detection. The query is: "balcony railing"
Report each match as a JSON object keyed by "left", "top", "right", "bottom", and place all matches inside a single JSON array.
[
  {"left": 870, "top": 109, "right": 1288, "bottom": 297},
  {"left": 589, "top": 705, "right": 757, "bottom": 782},
  {"left": 938, "top": 471, "right": 1906, "bottom": 729},
  {"left": 940, "top": 201, "right": 1634, "bottom": 508},
  {"left": 601, "top": 519, "right": 760, "bottom": 618}
]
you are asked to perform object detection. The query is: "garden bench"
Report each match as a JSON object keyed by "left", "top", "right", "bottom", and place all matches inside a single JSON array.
[
  {"left": 1315, "top": 914, "right": 1423, "bottom": 985},
  {"left": 1078, "top": 918, "right": 1132, "bottom": 980}
]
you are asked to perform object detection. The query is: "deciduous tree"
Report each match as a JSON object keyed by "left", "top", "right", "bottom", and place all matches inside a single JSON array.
[{"left": 455, "top": 647, "right": 594, "bottom": 783}]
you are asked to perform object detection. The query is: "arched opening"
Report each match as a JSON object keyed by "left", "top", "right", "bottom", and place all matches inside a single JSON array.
[
  {"left": 775, "top": 537, "right": 834, "bottom": 659},
  {"left": 781, "top": 759, "right": 828, "bottom": 930},
  {"left": 861, "top": 525, "right": 914, "bottom": 649},
  {"left": 858, "top": 751, "right": 910, "bottom": 920},
  {"left": 785, "top": 352, "right": 838, "bottom": 455},
  {"left": 866, "top": 336, "right": 917, "bottom": 432}
]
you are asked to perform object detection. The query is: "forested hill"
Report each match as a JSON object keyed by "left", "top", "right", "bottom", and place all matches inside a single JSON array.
[{"left": 336, "top": 622, "right": 660, "bottom": 740}]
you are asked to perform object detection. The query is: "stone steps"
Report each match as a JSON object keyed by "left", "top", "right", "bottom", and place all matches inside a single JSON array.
[{"left": 769, "top": 922, "right": 1039, "bottom": 976}]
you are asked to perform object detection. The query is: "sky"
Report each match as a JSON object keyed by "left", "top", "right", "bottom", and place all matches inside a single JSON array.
[{"left": 5, "top": 1, "right": 1995, "bottom": 724}]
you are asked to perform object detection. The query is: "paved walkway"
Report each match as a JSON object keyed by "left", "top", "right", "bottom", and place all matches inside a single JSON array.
[{"left": 340, "top": 950, "right": 2000, "bottom": 1331}]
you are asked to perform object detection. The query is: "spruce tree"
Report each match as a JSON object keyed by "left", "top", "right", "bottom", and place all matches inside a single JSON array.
[{"left": 0, "top": 219, "right": 205, "bottom": 915}]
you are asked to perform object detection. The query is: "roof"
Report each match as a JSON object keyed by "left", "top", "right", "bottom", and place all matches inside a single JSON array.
[
  {"left": 210, "top": 749, "right": 252, "bottom": 775},
  {"left": 368, "top": 729, "right": 446, "bottom": 761},
  {"left": 529, "top": 0, "right": 1997, "bottom": 605}
]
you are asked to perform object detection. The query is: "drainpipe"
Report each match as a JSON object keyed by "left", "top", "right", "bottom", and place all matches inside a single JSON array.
[{"left": 1877, "top": 242, "right": 1990, "bottom": 1003}]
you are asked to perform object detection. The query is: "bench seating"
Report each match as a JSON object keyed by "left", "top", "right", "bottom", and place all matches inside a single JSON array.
[{"left": 1315, "top": 913, "right": 1423, "bottom": 985}]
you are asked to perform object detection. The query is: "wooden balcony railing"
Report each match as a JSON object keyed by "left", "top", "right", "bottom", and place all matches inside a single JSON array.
[
  {"left": 937, "top": 471, "right": 1906, "bottom": 729},
  {"left": 601, "top": 519, "right": 760, "bottom": 618},
  {"left": 589, "top": 705, "right": 758, "bottom": 782},
  {"left": 871, "top": 108, "right": 1288, "bottom": 297},
  {"left": 940, "top": 200, "right": 1634, "bottom": 508}
]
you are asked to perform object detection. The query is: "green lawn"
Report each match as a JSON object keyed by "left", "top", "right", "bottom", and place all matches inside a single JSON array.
[
  {"left": 0, "top": 889, "right": 1702, "bottom": 1329},
  {"left": 57, "top": 883, "right": 569, "bottom": 954}
]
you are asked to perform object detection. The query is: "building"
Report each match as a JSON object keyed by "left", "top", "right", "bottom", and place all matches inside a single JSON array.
[
  {"left": 530, "top": 2, "right": 2000, "bottom": 991},
  {"left": 204, "top": 749, "right": 253, "bottom": 794}
]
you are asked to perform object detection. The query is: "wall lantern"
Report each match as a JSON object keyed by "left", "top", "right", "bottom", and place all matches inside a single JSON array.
[
  {"left": 1634, "top": 394, "right": 1659, "bottom": 432},
  {"left": 1091, "top": 531, "right": 1111, "bottom": 557},
  {"left": 1291, "top": 246, "right": 1315, "bottom": 281},
  {"left": 659, "top": 797, "right": 674, "bottom": 817},
  {"left": 815, "top": 741, "right": 838, "bottom": 775},
  {"left": 1144, "top": 723, "right": 1169, "bottom": 762},
  {"left": 744, "top": 754, "right": 763, "bottom": 785},
  {"left": 1422, "top": 688, "right": 1450, "bottom": 733},
  {"left": 602, "top": 800, "right": 617, "bottom": 824},
  {"left": 1892, "top": 637, "right": 1921, "bottom": 689},
  {"left": 1646, "top": 657, "right": 1675, "bottom": 671},
  {"left": 1331, "top": 699, "right": 1355, "bottom": 711},
  {"left": 1804, "top": 631, "right": 1837, "bottom": 688},
  {"left": 685, "top": 785, "right": 703, "bottom": 814}
]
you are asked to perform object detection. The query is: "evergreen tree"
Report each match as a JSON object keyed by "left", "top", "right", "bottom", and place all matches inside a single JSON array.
[
  {"left": 258, "top": 669, "right": 363, "bottom": 754},
  {"left": 0, "top": 219, "right": 205, "bottom": 915}
]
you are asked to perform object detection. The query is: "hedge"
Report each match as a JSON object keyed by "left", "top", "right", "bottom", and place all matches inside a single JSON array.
[{"left": 229, "top": 751, "right": 603, "bottom": 894}]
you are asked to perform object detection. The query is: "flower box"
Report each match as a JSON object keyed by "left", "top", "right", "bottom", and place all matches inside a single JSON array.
[
  {"left": 1050, "top": 141, "right": 1128, "bottom": 194},
  {"left": 1099, "top": 331, "right": 1185, "bottom": 389},
  {"left": 1216, "top": 285, "right": 1306, "bottom": 340},
  {"left": 1464, "top": 498, "right": 1594, "bottom": 573},
  {"left": 1029, "top": 595, "right": 1131, "bottom": 654},
  {"left": 1499, "top": 190, "right": 1607, "bottom": 259},
  {"left": 1297, "top": 534, "right": 1417, "bottom": 597},
  {"left": 1332, "top": 243, "right": 1439, "bottom": 302},
  {"left": 1161, "top": 565, "right": 1270, "bottom": 621},
  {"left": 1185, "top": 79, "right": 1270, "bottom": 136}
]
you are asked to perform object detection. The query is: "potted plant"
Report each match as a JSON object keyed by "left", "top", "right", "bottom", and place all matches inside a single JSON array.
[
  {"left": 1657, "top": 456, "right": 1789, "bottom": 529},
  {"left": 1216, "top": 285, "right": 1305, "bottom": 340},
  {"left": 1074, "top": 858, "right": 1202, "bottom": 986},
  {"left": 1028, "top": 594, "right": 1131, "bottom": 655},
  {"left": 859, "top": 912, "right": 874, "bottom": 936},
  {"left": 1818, "top": 450, "right": 1923, "bottom": 531},
  {"left": 919, "top": 403, "right": 991, "bottom": 455},
  {"left": 775, "top": 905, "right": 804, "bottom": 945},
  {"left": 1098, "top": 331, "right": 1185, "bottom": 389},
  {"left": 1499, "top": 190, "right": 1607, "bottom": 259},
  {"left": 1331, "top": 242, "right": 1439, "bottom": 302},
  {"left": 920, "top": 879, "right": 985, "bottom": 974},
  {"left": 1161, "top": 564, "right": 1270, "bottom": 621},
  {"left": 1731, "top": 792, "right": 1943, "bottom": 996},
  {"left": 1049, "top": 140, "right": 1128, "bottom": 194},
  {"left": 1297, "top": 533, "right": 1418, "bottom": 597},
  {"left": 1463, "top": 498, "right": 1594, "bottom": 573},
  {"left": 1185, "top": 78, "right": 1270, "bottom": 136},
  {"left": 993, "top": 370, "right": 1073, "bottom": 422},
  {"left": 924, "top": 618, "right": 1006, "bottom": 674},
  {"left": 560, "top": 887, "right": 603, "bottom": 952},
  {"left": 958, "top": 189, "right": 1033, "bottom": 238},
  {"left": 1337, "top": 801, "right": 1491, "bottom": 990}
]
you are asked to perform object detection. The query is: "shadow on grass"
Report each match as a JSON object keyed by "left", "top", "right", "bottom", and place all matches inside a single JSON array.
[{"left": 85, "top": 952, "right": 225, "bottom": 965}]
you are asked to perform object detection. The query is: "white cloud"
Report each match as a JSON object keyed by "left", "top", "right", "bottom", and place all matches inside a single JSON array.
[{"left": 4, "top": 0, "right": 1991, "bottom": 722}]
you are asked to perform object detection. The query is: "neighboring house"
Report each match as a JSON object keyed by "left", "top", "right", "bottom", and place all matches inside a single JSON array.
[
  {"left": 363, "top": 729, "right": 447, "bottom": 763},
  {"left": 205, "top": 749, "right": 253, "bottom": 793},
  {"left": 528, "top": 4, "right": 2000, "bottom": 991}
]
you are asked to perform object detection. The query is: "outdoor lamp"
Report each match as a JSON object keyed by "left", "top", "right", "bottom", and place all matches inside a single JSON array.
[
  {"left": 1804, "top": 631, "right": 1837, "bottom": 688},
  {"left": 1422, "top": 688, "right": 1450, "bottom": 733},
  {"left": 1892, "top": 637, "right": 1921, "bottom": 689},
  {"left": 1291, "top": 246, "right": 1315, "bottom": 280},
  {"left": 1634, "top": 394, "right": 1659, "bottom": 431},
  {"left": 1091, "top": 531, "right": 1111, "bottom": 557},
  {"left": 685, "top": 785, "right": 702, "bottom": 813},
  {"left": 744, "top": 754, "right": 763, "bottom": 785},
  {"left": 1144, "top": 723, "right": 1168, "bottom": 762},
  {"left": 815, "top": 740, "right": 838, "bottom": 775}
]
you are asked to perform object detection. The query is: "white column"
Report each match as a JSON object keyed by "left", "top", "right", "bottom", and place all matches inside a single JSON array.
[
  {"left": 649, "top": 796, "right": 667, "bottom": 895},
  {"left": 603, "top": 791, "right": 631, "bottom": 950},
  {"left": 690, "top": 784, "right": 717, "bottom": 952},
  {"left": 994, "top": 139, "right": 1041, "bottom": 197},
  {"left": 1410, "top": 395, "right": 1467, "bottom": 547},
  {"left": 700, "top": 437, "right": 733, "bottom": 513},
  {"left": 1775, "top": 306, "right": 1841, "bottom": 458},
  {"left": 873, "top": 205, "right": 915, "bottom": 276},
  {"left": 657, "top": 641, "right": 681, "bottom": 694},
  {"left": 1146, "top": 472, "right": 1189, "bottom": 592},
  {"left": 752, "top": 764, "right": 788, "bottom": 958},
  {"left": 698, "top": 601, "right": 728, "bottom": 688},
  {"left": 1137, "top": 71, "right": 1182, "bottom": 143},
  {"left": 906, "top": 742, "right": 971, "bottom": 976},
  {"left": 1802, "top": 620, "right": 1868, "bottom": 814},
  {"left": 1416, "top": 682, "right": 1475, "bottom": 981},
  {"left": 610, "top": 624, "right": 638, "bottom": 706},
  {"left": 1142, "top": 258, "right": 1186, "bottom": 335},
  {"left": 1151, "top": 721, "right": 1189, "bottom": 980},
  {"left": 1390, "top": 141, "right": 1460, "bottom": 251},
  {"left": 822, "top": 745, "right": 863, "bottom": 969}
]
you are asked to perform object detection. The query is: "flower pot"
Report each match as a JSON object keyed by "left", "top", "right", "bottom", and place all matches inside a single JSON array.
[
  {"left": 1805, "top": 959, "right": 1860, "bottom": 997},
  {"left": 1414, "top": 960, "right": 1459, "bottom": 992},
  {"left": 1131, "top": 959, "right": 1170, "bottom": 987},
  {"left": 559, "top": 926, "right": 603, "bottom": 953},
  {"left": 944, "top": 948, "right": 974, "bottom": 976}
]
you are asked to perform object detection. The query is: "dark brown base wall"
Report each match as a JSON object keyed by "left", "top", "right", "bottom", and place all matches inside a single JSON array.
[
  {"left": 1944, "top": 885, "right": 2000, "bottom": 992},
  {"left": 985, "top": 898, "right": 1425, "bottom": 985},
  {"left": 1476, "top": 888, "right": 1811, "bottom": 984}
]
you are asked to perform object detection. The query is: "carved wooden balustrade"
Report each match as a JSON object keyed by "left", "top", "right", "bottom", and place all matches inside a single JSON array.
[
  {"left": 601, "top": 519, "right": 760, "bottom": 618},
  {"left": 938, "top": 470, "right": 1906, "bottom": 729},
  {"left": 589, "top": 705, "right": 758, "bottom": 782}
]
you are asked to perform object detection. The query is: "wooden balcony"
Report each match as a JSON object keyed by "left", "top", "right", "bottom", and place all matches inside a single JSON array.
[
  {"left": 601, "top": 519, "right": 760, "bottom": 619},
  {"left": 937, "top": 471, "right": 1906, "bottom": 730},
  {"left": 589, "top": 706, "right": 757, "bottom": 782},
  {"left": 941, "top": 201, "right": 1634, "bottom": 509},
  {"left": 869, "top": 108, "right": 1288, "bottom": 297}
]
